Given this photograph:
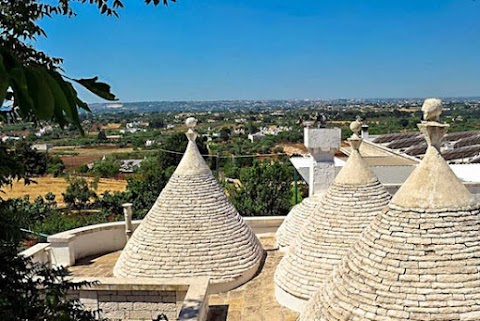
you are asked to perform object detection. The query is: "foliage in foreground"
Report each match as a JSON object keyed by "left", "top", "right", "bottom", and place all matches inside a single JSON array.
[
  {"left": 0, "top": 246, "right": 101, "bottom": 321},
  {"left": 0, "top": 198, "right": 101, "bottom": 321}
]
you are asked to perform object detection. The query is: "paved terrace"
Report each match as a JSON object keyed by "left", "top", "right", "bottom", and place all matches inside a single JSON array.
[{"left": 69, "top": 234, "right": 298, "bottom": 321}]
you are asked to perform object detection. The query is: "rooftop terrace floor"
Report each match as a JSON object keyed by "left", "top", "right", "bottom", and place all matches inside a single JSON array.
[{"left": 69, "top": 234, "right": 298, "bottom": 321}]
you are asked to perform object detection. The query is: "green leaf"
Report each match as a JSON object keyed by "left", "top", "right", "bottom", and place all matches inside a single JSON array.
[
  {"left": 44, "top": 71, "right": 70, "bottom": 128},
  {"left": 25, "top": 68, "right": 55, "bottom": 119},
  {"left": 49, "top": 72, "right": 85, "bottom": 134},
  {"left": 72, "top": 76, "right": 117, "bottom": 101},
  {"left": 48, "top": 72, "right": 77, "bottom": 117},
  {"left": 75, "top": 96, "right": 90, "bottom": 112},
  {"left": 9, "top": 66, "right": 34, "bottom": 116}
]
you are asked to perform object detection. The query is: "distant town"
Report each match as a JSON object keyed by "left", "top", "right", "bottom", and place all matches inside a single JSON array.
[
  {"left": 1, "top": 96, "right": 480, "bottom": 240},
  {"left": 89, "top": 97, "right": 480, "bottom": 114}
]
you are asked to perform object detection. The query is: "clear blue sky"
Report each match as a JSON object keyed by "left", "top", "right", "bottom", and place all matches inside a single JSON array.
[{"left": 37, "top": 0, "right": 480, "bottom": 102}]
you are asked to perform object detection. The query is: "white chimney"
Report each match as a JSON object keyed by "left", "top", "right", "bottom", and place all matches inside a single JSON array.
[{"left": 304, "top": 127, "right": 341, "bottom": 197}]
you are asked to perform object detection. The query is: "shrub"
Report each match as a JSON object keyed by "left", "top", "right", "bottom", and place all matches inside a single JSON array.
[
  {"left": 92, "top": 156, "right": 120, "bottom": 178},
  {"left": 62, "top": 178, "right": 97, "bottom": 210}
]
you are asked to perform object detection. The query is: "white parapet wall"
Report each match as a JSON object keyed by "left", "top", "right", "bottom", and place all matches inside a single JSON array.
[
  {"left": 20, "top": 242, "right": 51, "bottom": 266},
  {"left": 40, "top": 216, "right": 285, "bottom": 267},
  {"left": 244, "top": 216, "right": 285, "bottom": 235},
  {"left": 46, "top": 221, "right": 137, "bottom": 267}
]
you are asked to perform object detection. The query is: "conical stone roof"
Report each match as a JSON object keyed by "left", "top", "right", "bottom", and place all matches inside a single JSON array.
[
  {"left": 276, "top": 193, "right": 325, "bottom": 249},
  {"left": 300, "top": 121, "right": 480, "bottom": 321},
  {"left": 113, "top": 119, "right": 264, "bottom": 293},
  {"left": 275, "top": 134, "right": 391, "bottom": 312}
]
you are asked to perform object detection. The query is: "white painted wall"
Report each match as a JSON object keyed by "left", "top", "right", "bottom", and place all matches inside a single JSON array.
[{"left": 41, "top": 216, "right": 286, "bottom": 267}]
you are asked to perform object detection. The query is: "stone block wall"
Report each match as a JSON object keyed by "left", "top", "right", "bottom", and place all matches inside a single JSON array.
[
  {"left": 71, "top": 277, "right": 210, "bottom": 321},
  {"left": 79, "top": 289, "right": 185, "bottom": 321}
]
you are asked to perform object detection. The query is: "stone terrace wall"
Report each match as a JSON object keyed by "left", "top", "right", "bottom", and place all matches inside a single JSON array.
[
  {"left": 73, "top": 277, "right": 209, "bottom": 321},
  {"left": 80, "top": 289, "right": 181, "bottom": 321}
]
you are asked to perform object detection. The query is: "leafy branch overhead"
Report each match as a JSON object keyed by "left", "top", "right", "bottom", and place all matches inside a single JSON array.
[
  {"left": 0, "top": 0, "right": 174, "bottom": 132},
  {"left": 0, "top": 48, "right": 113, "bottom": 133}
]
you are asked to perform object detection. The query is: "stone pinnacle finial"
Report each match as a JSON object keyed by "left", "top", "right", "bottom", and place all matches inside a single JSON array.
[
  {"left": 422, "top": 98, "right": 443, "bottom": 122},
  {"left": 350, "top": 116, "right": 362, "bottom": 136},
  {"left": 185, "top": 117, "right": 198, "bottom": 141},
  {"left": 186, "top": 117, "right": 197, "bottom": 128},
  {"left": 348, "top": 135, "right": 362, "bottom": 151},
  {"left": 348, "top": 117, "right": 363, "bottom": 151},
  {"left": 419, "top": 98, "right": 448, "bottom": 149}
]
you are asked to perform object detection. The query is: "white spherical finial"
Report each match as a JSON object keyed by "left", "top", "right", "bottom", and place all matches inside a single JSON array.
[
  {"left": 185, "top": 117, "right": 197, "bottom": 128},
  {"left": 349, "top": 121, "right": 361, "bottom": 134},
  {"left": 422, "top": 98, "right": 443, "bottom": 122},
  {"left": 350, "top": 116, "right": 362, "bottom": 135}
]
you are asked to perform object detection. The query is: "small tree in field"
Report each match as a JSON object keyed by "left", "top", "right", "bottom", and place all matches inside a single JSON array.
[
  {"left": 14, "top": 141, "right": 48, "bottom": 177},
  {"left": 47, "top": 155, "right": 66, "bottom": 177},
  {"left": 62, "top": 177, "right": 97, "bottom": 210},
  {"left": 93, "top": 156, "right": 120, "bottom": 178}
]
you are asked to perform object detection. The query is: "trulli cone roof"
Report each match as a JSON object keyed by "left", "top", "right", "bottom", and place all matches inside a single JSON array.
[
  {"left": 300, "top": 122, "right": 480, "bottom": 321},
  {"left": 276, "top": 193, "right": 325, "bottom": 249},
  {"left": 113, "top": 124, "right": 264, "bottom": 292},
  {"left": 274, "top": 136, "right": 391, "bottom": 312}
]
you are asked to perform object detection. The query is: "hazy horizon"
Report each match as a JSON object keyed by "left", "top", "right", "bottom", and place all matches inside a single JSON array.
[{"left": 89, "top": 95, "right": 480, "bottom": 105}]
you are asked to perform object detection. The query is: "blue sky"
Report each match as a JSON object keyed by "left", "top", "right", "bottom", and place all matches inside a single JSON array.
[{"left": 37, "top": 0, "right": 480, "bottom": 102}]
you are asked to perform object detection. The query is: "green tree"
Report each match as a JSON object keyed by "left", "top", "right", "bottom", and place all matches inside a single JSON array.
[
  {"left": 219, "top": 127, "right": 232, "bottom": 141},
  {"left": 399, "top": 118, "right": 409, "bottom": 129},
  {"left": 125, "top": 156, "right": 172, "bottom": 218},
  {"left": 158, "top": 132, "right": 209, "bottom": 169},
  {"left": 99, "top": 191, "right": 126, "bottom": 216},
  {"left": 227, "top": 160, "right": 293, "bottom": 217},
  {"left": 97, "top": 129, "right": 107, "bottom": 141},
  {"left": 0, "top": 245, "right": 102, "bottom": 321},
  {"left": 62, "top": 177, "right": 97, "bottom": 210},
  {"left": 1, "top": 0, "right": 174, "bottom": 130},
  {"left": 14, "top": 140, "right": 48, "bottom": 177},
  {"left": 0, "top": 143, "right": 29, "bottom": 189},
  {"left": 92, "top": 156, "right": 120, "bottom": 178},
  {"left": 0, "top": 178, "right": 101, "bottom": 321},
  {"left": 47, "top": 155, "right": 66, "bottom": 177},
  {"left": 149, "top": 116, "right": 165, "bottom": 129}
]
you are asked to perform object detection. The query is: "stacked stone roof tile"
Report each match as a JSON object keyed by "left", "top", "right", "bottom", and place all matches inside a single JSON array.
[
  {"left": 276, "top": 194, "right": 325, "bottom": 249},
  {"left": 114, "top": 121, "right": 264, "bottom": 292},
  {"left": 275, "top": 135, "right": 391, "bottom": 311},
  {"left": 301, "top": 121, "right": 480, "bottom": 321}
]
